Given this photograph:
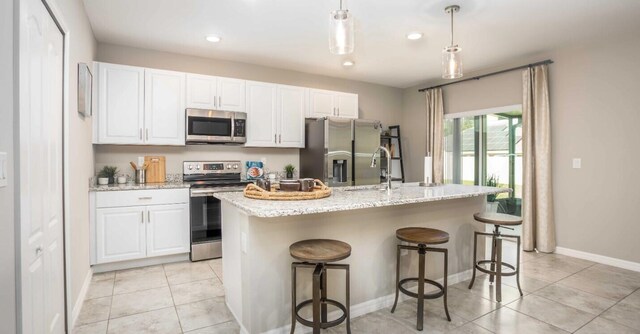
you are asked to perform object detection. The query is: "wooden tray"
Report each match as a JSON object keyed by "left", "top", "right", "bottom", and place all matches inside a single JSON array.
[{"left": 243, "top": 179, "right": 332, "bottom": 200}]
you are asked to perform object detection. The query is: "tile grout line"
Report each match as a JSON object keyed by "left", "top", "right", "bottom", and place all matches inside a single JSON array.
[
  {"left": 163, "top": 264, "right": 186, "bottom": 334},
  {"left": 571, "top": 286, "right": 640, "bottom": 333}
]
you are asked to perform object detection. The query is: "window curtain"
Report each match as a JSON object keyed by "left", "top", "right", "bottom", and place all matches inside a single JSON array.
[
  {"left": 522, "top": 64, "right": 556, "bottom": 253},
  {"left": 425, "top": 88, "right": 444, "bottom": 183}
]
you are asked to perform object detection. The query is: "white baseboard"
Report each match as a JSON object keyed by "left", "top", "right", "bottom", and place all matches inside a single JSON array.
[
  {"left": 70, "top": 269, "right": 93, "bottom": 329},
  {"left": 258, "top": 269, "right": 473, "bottom": 334},
  {"left": 556, "top": 247, "right": 640, "bottom": 273},
  {"left": 91, "top": 253, "right": 189, "bottom": 273}
]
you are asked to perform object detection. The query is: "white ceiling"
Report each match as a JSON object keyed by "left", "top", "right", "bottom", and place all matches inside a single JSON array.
[{"left": 82, "top": 0, "right": 640, "bottom": 88}]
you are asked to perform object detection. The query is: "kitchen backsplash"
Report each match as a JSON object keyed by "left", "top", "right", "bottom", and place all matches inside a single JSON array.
[{"left": 93, "top": 144, "right": 301, "bottom": 181}]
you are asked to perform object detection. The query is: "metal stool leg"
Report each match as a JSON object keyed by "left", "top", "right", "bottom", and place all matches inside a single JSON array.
[
  {"left": 312, "top": 264, "right": 322, "bottom": 334},
  {"left": 468, "top": 231, "right": 478, "bottom": 289},
  {"left": 391, "top": 244, "right": 401, "bottom": 313},
  {"left": 489, "top": 230, "right": 498, "bottom": 283},
  {"left": 515, "top": 235, "right": 523, "bottom": 296},
  {"left": 496, "top": 238, "right": 503, "bottom": 302},
  {"left": 321, "top": 267, "right": 327, "bottom": 323},
  {"left": 443, "top": 249, "right": 451, "bottom": 322},
  {"left": 417, "top": 244, "right": 426, "bottom": 331},
  {"left": 346, "top": 264, "right": 351, "bottom": 334},
  {"left": 290, "top": 264, "right": 297, "bottom": 334}
]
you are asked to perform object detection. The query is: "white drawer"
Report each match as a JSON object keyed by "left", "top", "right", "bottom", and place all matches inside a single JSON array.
[{"left": 95, "top": 188, "right": 189, "bottom": 208}]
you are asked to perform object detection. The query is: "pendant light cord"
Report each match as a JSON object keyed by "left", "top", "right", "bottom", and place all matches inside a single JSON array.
[
  {"left": 450, "top": 9, "right": 454, "bottom": 46},
  {"left": 340, "top": 0, "right": 343, "bottom": 10}
]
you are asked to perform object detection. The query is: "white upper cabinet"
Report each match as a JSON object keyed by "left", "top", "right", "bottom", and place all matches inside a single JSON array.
[
  {"left": 277, "top": 85, "right": 306, "bottom": 148},
  {"left": 245, "top": 81, "right": 277, "bottom": 147},
  {"left": 308, "top": 88, "right": 359, "bottom": 119},
  {"left": 96, "top": 63, "right": 145, "bottom": 144},
  {"left": 145, "top": 69, "right": 186, "bottom": 145},
  {"left": 186, "top": 74, "right": 217, "bottom": 110},
  {"left": 217, "top": 77, "right": 246, "bottom": 112},
  {"left": 245, "top": 82, "right": 306, "bottom": 148},
  {"left": 186, "top": 74, "right": 246, "bottom": 112},
  {"left": 146, "top": 203, "right": 189, "bottom": 257}
]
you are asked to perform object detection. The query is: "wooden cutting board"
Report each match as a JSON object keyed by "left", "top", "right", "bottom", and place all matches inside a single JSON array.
[{"left": 144, "top": 156, "right": 166, "bottom": 183}]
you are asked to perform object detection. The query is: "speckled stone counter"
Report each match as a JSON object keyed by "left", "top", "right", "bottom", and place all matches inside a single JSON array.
[
  {"left": 214, "top": 183, "right": 509, "bottom": 217},
  {"left": 89, "top": 182, "right": 191, "bottom": 192}
]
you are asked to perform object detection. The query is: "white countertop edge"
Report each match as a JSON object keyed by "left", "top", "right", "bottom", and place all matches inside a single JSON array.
[{"left": 215, "top": 183, "right": 511, "bottom": 218}]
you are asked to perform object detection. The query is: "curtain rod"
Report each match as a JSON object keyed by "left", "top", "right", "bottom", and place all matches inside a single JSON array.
[{"left": 418, "top": 59, "right": 553, "bottom": 92}]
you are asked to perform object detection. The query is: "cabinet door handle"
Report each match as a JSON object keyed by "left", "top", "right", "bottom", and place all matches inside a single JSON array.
[
  {"left": 145, "top": 128, "right": 149, "bottom": 141},
  {"left": 139, "top": 128, "right": 142, "bottom": 140},
  {"left": 275, "top": 134, "right": 277, "bottom": 143},
  {"left": 141, "top": 212, "right": 144, "bottom": 224},
  {"left": 337, "top": 108, "right": 340, "bottom": 116},
  {"left": 279, "top": 134, "right": 281, "bottom": 143},
  {"left": 219, "top": 96, "right": 222, "bottom": 107},
  {"left": 147, "top": 210, "right": 150, "bottom": 223},
  {"left": 138, "top": 196, "right": 152, "bottom": 200}
]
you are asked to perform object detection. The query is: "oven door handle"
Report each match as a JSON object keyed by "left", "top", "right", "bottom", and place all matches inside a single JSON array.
[{"left": 190, "top": 189, "right": 219, "bottom": 197}]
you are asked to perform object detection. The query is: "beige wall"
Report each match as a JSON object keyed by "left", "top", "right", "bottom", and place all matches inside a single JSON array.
[
  {"left": 0, "top": 0, "right": 16, "bottom": 331},
  {"left": 401, "top": 35, "right": 640, "bottom": 263},
  {"left": 94, "top": 43, "right": 403, "bottom": 176},
  {"left": 57, "top": 0, "right": 97, "bottom": 323}
]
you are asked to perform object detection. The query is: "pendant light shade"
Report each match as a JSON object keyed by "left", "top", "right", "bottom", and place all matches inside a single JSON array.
[
  {"left": 329, "top": 1, "right": 354, "bottom": 55},
  {"left": 442, "top": 5, "right": 462, "bottom": 79}
]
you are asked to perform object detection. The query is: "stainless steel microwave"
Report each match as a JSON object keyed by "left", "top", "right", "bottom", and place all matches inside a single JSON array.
[{"left": 185, "top": 109, "right": 246, "bottom": 144}]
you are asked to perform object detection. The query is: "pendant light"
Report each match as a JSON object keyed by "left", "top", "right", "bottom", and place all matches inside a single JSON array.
[
  {"left": 329, "top": 0, "right": 354, "bottom": 55},
  {"left": 442, "top": 5, "right": 462, "bottom": 79}
]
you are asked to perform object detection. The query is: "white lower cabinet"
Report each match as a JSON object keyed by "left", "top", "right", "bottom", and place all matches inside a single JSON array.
[
  {"left": 96, "top": 207, "right": 146, "bottom": 263},
  {"left": 91, "top": 189, "right": 190, "bottom": 265},
  {"left": 146, "top": 203, "right": 190, "bottom": 257}
]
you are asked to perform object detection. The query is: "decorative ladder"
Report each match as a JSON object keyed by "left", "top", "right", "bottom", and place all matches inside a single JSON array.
[{"left": 380, "top": 125, "right": 405, "bottom": 183}]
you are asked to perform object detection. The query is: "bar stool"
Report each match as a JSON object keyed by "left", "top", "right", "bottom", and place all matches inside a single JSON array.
[
  {"left": 391, "top": 227, "right": 451, "bottom": 331},
  {"left": 290, "top": 239, "right": 351, "bottom": 334},
  {"left": 468, "top": 212, "right": 524, "bottom": 302}
]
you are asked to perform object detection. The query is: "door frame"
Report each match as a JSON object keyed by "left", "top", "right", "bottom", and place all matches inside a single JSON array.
[{"left": 17, "top": 0, "right": 71, "bottom": 331}]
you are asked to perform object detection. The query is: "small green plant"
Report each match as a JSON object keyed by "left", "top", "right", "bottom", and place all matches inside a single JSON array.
[
  {"left": 486, "top": 174, "right": 499, "bottom": 202},
  {"left": 98, "top": 165, "right": 119, "bottom": 184},
  {"left": 284, "top": 164, "right": 296, "bottom": 178}
]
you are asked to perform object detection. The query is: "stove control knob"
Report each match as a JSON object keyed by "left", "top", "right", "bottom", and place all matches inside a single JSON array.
[
  {"left": 227, "top": 164, "right": 232, "bottom": 169},
  {"left": 196, "top": 165, "right": 200, "bottom": 170},
  {"left": 188, "top": 164, "right": 193, "bottom": 170},
  {"left": 232, "top": 164, "right": 239, "bottom": 169}
]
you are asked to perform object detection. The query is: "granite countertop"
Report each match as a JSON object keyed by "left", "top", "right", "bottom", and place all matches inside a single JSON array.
[
  {"left": 89, "top": 182, "right": 191, "bottom": 192},
  {"left": 214, "top": 183, "right": 511, "bottom": 218}
]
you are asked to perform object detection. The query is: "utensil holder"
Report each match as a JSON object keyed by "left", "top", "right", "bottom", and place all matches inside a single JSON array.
[{"left": 136, "top": 169, "right": 146, "bottom": 184}]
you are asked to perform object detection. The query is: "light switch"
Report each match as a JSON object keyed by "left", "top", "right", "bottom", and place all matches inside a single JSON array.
[
  {"left": 572, "top": 158, "right": 581, "bottom": 169},
  {"left": 0, "top": 152, "right": 7, "bottom": 188}
]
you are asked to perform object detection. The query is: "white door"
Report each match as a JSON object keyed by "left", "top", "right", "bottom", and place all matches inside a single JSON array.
[
  {"left": 337, "top": 93, "right": 359, "bottom": 119},
  {"left": 217, "top": 77, "right": 246, "bottom": 112},
  {"left": 146, "top": 204, "right": 190, "bottom": 257},
  {"left": 309, "top": 89, "right": 336, "bottom": 118},
  {"left": 245, "top": 81, "right": 278, "bottom": 147},
  {"left": 97, "top": 62, "right": 145, "bottom": 144},
  {"left": 277, "top": 85, "right": 306, "bottom": 148},
  {"left": 19, "top": 0, "right": 65, "bottom": 331},
  {"left": 186, "top": 73, "right": 217, "bottom": 109},
  {"left": 144, "top": 69, "right": 186, "bottom": 145},
  {"left": 95, "top": 207, "right": 146, "bottom": 263}
]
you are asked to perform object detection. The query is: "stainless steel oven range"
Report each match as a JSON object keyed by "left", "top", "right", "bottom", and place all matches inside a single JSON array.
[{"left": 183, "top": 160, "right": 252, "bottom": 261}]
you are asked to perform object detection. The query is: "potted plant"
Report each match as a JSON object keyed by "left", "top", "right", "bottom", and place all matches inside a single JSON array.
[
  {"left": 98, "top": 165, "right": 119, "bottom": 185},
  {"left": 284, "top": 164, "right": 296, "bottom": 179},
  {"left": 486, "top": 175, "right": 499, "bottom": 212}
]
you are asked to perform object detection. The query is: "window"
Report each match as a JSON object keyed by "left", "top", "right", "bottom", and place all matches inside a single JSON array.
[{"left": 444, "top": 106, "right": 523, "bottom": 216}]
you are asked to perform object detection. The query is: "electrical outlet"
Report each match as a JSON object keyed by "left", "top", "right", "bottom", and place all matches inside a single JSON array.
[
  {"left": 572, "top": 158, "right": 581, "bottom": 169},
  {"left": 0, "top": 152, "right": 7, "bottom": 188}
]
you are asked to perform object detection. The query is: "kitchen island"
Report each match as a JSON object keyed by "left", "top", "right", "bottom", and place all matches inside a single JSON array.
[{"left": 215, "top": 183, "right": 509, "bottom": 334}]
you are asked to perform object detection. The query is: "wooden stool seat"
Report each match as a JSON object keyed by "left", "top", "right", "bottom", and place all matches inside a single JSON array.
[
  {"left": 473, "top": 212, "right": 522, "bottom": 226},
  {"left": 396, "top": 227, "right": 450, "bottom": 245},
  {"left": 290, "top": 239, "right": 351, "bottom": 263}
]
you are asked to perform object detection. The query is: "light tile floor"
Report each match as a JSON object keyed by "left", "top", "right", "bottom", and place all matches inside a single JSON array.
[{"left": 74, "top": 251, "right": 640, "bottom": 333}]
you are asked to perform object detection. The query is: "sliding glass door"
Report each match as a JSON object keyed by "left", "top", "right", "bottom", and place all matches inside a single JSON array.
[{"left": 444, "top": 108, "right": 522, "bottom": 216}]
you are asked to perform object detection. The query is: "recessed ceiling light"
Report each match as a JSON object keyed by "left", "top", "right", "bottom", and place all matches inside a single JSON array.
[
  {"left": 406, "top": 32, "right": 423, "bottom": 40},
  {"left": 206, "top": 35, "right": 221, "bottom": 43},
  {"left": 342, "top": 60, "right": 355, "bottom": 67}
]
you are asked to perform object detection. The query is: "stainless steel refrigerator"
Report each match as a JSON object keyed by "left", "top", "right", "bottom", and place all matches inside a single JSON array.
[{"left": 300, "top": 117, "right": 381, "bottom": 187}]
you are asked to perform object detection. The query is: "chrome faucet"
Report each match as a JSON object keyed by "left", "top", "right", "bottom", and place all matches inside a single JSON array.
[{"left": 370, "top": 146, "right": 392, "bottom": 190}]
